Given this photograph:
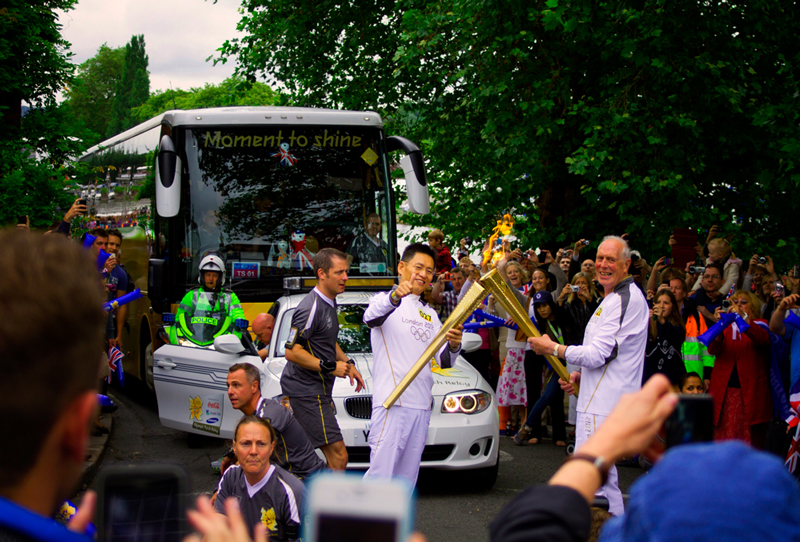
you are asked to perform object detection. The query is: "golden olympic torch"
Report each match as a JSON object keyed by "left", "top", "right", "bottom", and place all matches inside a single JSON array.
[
  {"left": 381, "top": 281, "right": 490, "bottom": 409},
  {"left": 480, "top": 269, "right": 578, "bottom": 396}
]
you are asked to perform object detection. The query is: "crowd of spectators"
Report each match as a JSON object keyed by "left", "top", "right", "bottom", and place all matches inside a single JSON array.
[
  {"left": 6, "top": 215, "right": 800, "bottom": 542},
  {"left": 421, "top": 226, "right": 800, "bottom": 462}
]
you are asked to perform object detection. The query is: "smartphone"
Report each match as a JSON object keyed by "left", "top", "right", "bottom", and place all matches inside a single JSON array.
[
  {"left": 665, "top": 395, "right": 714, "bottom": 449},
  {"left": 303, "top": 473, "right": 414, "bottom": 542},
  {"left": 96, "top": 464, "right": 189, "bottom": 542},
  {"left": 78, "top": 198, "right": 88, "bottom": 213},
  {"left": 663, "top": 257, "right": 673, "bottom": 265}
]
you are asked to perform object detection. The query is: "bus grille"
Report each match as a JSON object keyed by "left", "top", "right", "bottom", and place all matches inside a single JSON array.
[{"left": 345, "top": 396, "right": 373, "bottom": 419}]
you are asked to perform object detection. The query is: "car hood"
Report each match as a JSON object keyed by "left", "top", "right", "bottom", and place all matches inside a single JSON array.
[{"left": 268, "top": 354, "right": 483, "bottom": 397}]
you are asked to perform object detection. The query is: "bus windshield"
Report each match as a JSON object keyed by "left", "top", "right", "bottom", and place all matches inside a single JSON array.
[{"left": 174, "top": 125, "right": 396, "bottom": 289}]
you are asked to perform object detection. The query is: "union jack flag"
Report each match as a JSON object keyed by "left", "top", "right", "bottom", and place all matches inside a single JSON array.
[
  {"left": 785, "top": 378, "right": 800, "bottom": 474},
  {"left": 107, "top": 346, "right": 125, "bottom": 386}
]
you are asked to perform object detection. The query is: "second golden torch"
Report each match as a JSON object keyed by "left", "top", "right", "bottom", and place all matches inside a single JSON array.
[
  {"left": 382, "top": 268, "right": 578, "bottom": 410},
  {"left": 480, "top": 269, "right": 577, "bottom": 395}
]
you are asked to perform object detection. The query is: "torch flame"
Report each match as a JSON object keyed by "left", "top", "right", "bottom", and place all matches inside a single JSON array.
[{"left": 482, "top": 214, "right": 516, "bottom": 268}]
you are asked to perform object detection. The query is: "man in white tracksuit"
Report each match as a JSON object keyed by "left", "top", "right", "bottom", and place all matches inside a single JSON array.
[
  {"left": 363, "top": 243, "right": 463, "bottom": 485},
  {"left": 529, "top": 235, "right": 648, "bottom": 516}
]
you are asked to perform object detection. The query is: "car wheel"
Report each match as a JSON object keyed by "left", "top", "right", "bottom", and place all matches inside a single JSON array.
[{"left": 473, "top": 455, "right": 499, "bottom": 491}]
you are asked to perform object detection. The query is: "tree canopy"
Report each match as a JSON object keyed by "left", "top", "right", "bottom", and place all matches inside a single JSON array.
[
  {"left": 110, "top": 34, "right": 150, "bottom": 135},
  {"left": 131, "top": 76, "right": 280, "bottom": 124},
  {"left": 0, "top": 1, "right": 83, "bottom": 227},
  {"left": 0, "top": 0, "right": 76, "bottom": 136},
  {"left": 217, "top": 0, "right": 800, "bottom": 268},
  {"left": 64, "top": 43, "right": 125, "bottom": 143}
]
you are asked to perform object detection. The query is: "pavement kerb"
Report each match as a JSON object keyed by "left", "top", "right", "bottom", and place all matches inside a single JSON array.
[{"left": 82, "top": 412, "right": 114, "bottom": 486}]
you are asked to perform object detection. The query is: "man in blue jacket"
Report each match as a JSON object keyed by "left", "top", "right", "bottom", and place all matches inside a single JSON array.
[{"left": 0, "top": 231, "right": 105, "bottom": 541}]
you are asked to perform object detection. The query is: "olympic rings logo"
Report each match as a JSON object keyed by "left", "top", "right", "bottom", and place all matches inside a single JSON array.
[{"left": 410, "top": 326, "right": 431, "bottom": 342}]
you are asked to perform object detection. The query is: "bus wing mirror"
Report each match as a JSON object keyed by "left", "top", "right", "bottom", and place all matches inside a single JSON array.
[
  {"left": 148, "top": 258, "right": 166, "bottom": 313},
  {"left": 386, "top": 136, "right": 430, "bottom": 215},
  {"left": 155, "top": 135, "right": 181, "bottom": 217}
]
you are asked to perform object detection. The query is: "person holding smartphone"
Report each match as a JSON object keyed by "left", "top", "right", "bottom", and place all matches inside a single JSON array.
[
  {"left": 642, "top": 290, "right": 686, "bottom": 387},
  {"left": 214, "top": 416, "right": 303, "bottom": 541},
  {"left": 363, "top": 243, "right": 462, "bottom": 484},
  {"left": 489, "top": 375, "right": 800, "bottom": 542}
]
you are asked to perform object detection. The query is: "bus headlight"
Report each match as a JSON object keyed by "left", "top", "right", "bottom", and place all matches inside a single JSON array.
[{"left": 441, "top": 390, "right": 492, "bottom": 415}]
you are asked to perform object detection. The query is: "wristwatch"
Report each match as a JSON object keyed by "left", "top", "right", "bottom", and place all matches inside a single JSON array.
[
  {"left": 552, "top": 344, "right": 560, "bottom": 357},
  {"left": 564, "top": 453, "right": 609, "bottom": 484},
  {"left": 390, "top": 291, "right": 400, "bottom": 305}
]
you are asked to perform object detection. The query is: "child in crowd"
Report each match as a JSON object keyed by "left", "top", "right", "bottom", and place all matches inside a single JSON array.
[
  {"left": 427, "top": 228, "right": 453, "bottom": 274},
  {"left": 680, "top": 372, "right": 705, "bottom": 394},
  {"left": 691, "top": 237, "right": 740, "bottom": 295}
]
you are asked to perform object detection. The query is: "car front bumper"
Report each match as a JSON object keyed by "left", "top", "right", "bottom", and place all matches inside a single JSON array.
[{"left": 335, "top": 394, "right": 500, "bottom": 471}]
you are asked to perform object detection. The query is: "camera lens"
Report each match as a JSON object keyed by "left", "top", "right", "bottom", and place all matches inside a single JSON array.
[{"left": 582, "top": 240, "right": 590, "bottom": 246}]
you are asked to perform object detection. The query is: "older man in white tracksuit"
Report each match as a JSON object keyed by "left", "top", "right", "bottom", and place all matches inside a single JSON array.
[
  {"left": 529, "top": 236, "right": 648, "bottom": 516},
  {"left": 363, "top": 243, "right": 463, "bottom": 485}
]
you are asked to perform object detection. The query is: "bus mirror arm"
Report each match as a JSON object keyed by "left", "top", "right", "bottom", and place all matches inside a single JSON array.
[{"left": 386, "top": 136, "right": 430, "bottom": 215}]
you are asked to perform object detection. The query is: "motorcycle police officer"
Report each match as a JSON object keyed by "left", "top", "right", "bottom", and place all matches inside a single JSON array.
[{"left": 170, "top": 251, "right": 246, "bottom": 347}]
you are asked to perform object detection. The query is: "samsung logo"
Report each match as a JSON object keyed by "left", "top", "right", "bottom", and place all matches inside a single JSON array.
[{"left": 206, "top": 418, "right": 219, "bottom": 424}]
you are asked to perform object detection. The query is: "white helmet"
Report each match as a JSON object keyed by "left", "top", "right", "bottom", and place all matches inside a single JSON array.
[{"left": 198, "top": 251, "right": 225, "bottom": 288}]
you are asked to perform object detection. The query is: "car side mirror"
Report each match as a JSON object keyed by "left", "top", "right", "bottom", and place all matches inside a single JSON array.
[
  {"left": 214, "top": 334, "right": 247, "bottom": 355},
  {"left": 461, "top": 332, "right": 483, "bottom": 353}
]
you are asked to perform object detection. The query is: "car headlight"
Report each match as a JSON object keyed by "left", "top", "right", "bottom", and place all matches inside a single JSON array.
[{"left": 441, "top": 390, "right": 492, "bottom": 414}]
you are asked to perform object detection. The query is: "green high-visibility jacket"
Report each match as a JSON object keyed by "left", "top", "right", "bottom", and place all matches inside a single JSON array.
[{"left": 169, "top": 288, "right": 245, "bottom": 347}]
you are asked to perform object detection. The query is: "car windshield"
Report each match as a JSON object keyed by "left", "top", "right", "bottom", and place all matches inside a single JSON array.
[
  {"left": 336, "top": 304, "right": 370, "bottom": 354},
  {"left": 275, "top": 303, "right": 370, "bottom": 357}
]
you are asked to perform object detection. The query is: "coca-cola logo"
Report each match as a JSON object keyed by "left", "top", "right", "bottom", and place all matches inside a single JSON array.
[{"left": 208, "top": 401, "right": 220, "bottom": 409}]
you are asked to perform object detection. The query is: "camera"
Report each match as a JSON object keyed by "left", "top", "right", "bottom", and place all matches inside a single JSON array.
[
  {"left": 688, "top": 266, "right": 705, "bottom": 275},
  {"left": 463, "top": 236, "right": 473, "bottom": 246},
  {"left": 776, "top": 282, "right": 785, "bottom": 296},
  {"left": 758, "top": 256, "right": 767, "bottom": 265},
  {"left": 570, "top": 285, "right": 580, "bottom": 293},
  {"left": 722, "top": 299, "right": 731, "bottom": 310},
  {"left": 581, "top": 240, "right": 590, "bottom": 246}
]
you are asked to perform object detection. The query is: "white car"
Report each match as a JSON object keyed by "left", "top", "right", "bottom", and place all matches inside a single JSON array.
[{"left": 153, "top": 291, "right": 500, "bottom": 487}]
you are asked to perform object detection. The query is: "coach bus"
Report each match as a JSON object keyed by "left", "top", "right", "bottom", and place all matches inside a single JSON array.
[{"left": 79, "top": 107, "right": 431, "bottom": 392}]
